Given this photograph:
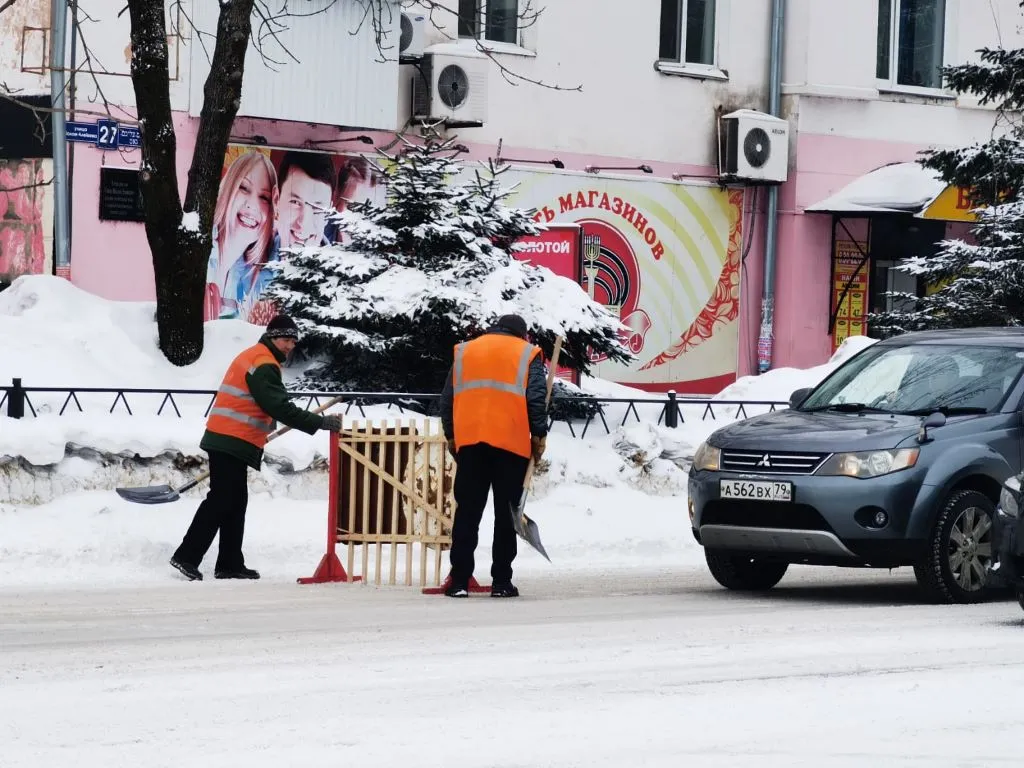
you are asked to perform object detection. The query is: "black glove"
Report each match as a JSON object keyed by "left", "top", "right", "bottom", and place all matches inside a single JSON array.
[{"left": 321, "top": 414, "right": 343, "bottom": 432}]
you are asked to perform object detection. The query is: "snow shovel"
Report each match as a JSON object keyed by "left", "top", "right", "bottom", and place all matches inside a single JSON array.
[
  {"left": 510, "top": 335, "right": 562, "bottom": 562},
  {"left": 115, "top": 396, "right": 345, "bottom": 505}
]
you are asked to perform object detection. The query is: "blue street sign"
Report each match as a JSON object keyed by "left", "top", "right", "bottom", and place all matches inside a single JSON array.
[
  {"left": 96, "top": 118, "right": 119, "bottom": 149},
  {"left": 118, "top": 125, "right": 141, "bottom": 148},
  {"left": 64, "top": 119, "right": 141, "bottom": 150},
  {"left": 65, "top": 121, "right": 98, "bottom": 143}
]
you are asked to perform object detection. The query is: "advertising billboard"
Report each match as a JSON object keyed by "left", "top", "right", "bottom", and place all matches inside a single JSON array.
[
  {"left": 203, "top": 144, "right": 384, "bottom": 323},
  {"left": 503, "top": 170, "right": 743, "bottom": 393}
]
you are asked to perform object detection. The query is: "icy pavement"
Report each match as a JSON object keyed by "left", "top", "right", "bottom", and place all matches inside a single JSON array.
[{"left": 3, "top": 566, "right": 1024, "bottom": 767}]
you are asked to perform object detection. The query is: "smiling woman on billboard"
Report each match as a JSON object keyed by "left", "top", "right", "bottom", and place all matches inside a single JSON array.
[{"left": 203, "top": 145, "right": 382, "bottom": 325}]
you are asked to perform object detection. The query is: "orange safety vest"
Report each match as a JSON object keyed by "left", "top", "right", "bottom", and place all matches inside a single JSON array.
[
  {"left": 452, "top": 333, "right": 541, "bottom": 458},
  {"left": 205, "top": 343, "right": 279, "bottom": 448}
]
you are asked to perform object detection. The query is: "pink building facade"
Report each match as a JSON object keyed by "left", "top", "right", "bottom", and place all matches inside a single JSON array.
[{"left": 39, "top": 0, "right": 1024, "bottom": 391}]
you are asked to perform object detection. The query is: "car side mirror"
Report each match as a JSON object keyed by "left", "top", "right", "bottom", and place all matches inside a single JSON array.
[
  {"left": 917, "top": 411, "right": 947, "bottom": 443},
  {"left": 789, "top": 388, "right": 812, "bottom": 409}
]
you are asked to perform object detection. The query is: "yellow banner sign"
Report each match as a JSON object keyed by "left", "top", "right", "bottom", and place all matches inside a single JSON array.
[{"left": 919, "top": 185, "right": 980, "bottom": 222}]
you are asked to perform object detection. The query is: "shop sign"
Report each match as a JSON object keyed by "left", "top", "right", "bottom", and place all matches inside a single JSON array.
[
  {"left": 832, "top": 239, "right": 870, "bottom": 351},
  {"left": 512, "top": 224, "right": 581, "bottom": 382}
]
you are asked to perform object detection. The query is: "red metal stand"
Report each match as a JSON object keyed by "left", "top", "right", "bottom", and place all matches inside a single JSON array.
[
  {"left": 422, "top": 574, "right": 490, "bottom": 595},
  {"left": 298, "top": 434, "right": 362, "bottom": 585}
]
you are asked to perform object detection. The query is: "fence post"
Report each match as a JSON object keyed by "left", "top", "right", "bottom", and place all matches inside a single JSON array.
[
  {"left": 7, "top": 378, "right": 25, "bottom": 419},
  {"left": 664, "top": 390, "right": 678, "bottom": 428}
]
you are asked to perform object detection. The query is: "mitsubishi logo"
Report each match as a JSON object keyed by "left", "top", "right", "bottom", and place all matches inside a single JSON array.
[{"left": 757, "top": 455, "right": 772, "bottom": 468}]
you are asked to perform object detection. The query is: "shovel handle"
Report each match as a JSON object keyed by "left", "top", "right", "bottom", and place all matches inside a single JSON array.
[
  {"left": 522, "top": 336, "right": 564, "bottom": 494},
  {"left": 175, "top": 395, "right": 345, "bottom": 494}
]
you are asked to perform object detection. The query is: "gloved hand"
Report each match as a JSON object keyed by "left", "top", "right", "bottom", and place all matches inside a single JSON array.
[
  {"left": 531, "top": 435, "right": 546, "bottom": 460},
  {"left": 321, "top": 414, "right": 343, "bottom": 432},
  {"left": 444, "top": 437, "right": 458, "bottom": 462}
]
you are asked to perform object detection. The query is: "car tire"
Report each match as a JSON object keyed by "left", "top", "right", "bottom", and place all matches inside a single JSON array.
[
  {"left": 913, "top": 489, "right": 995, "bottom": 605},
  {"left": 704, "top": 549, "right": 788, "bottom": 591}
]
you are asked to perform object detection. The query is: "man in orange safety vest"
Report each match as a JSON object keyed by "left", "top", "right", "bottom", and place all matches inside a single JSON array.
[
  {"left": 170, "top": 314, "right": 343, "bottom": 581},
  {"left": 439, "top": 314, "right": 550, "bottom": 598}
]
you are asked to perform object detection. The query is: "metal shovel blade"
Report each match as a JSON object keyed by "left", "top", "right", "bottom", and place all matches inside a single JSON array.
[
  {"left": 510, "top": 502, "right": 551, "bottom": 562},
  {"left": 115, "top": 484, "right": 182, "bottom": 504}
]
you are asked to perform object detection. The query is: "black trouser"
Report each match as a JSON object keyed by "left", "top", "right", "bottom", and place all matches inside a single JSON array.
[
  {"left": 173, "top": 450, "right": 250, "bottom": 571},
  {"left": 450, "top": 443, "right": 530, "bottom": 586}
]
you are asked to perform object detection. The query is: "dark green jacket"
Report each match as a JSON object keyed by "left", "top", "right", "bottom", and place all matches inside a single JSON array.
[{"left": 200, "top": 335, "right": 325, "bottom": 470}]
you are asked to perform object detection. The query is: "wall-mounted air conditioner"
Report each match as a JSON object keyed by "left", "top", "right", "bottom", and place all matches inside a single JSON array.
[
  {"left": 412, "top": 48, "right": 488, "bottom": 128},
  {"left": 718, "top": 109, "right": 789, "bottom": 184},
  {"left": 399, "top": 12, "right": 426, "bottom": 61}
]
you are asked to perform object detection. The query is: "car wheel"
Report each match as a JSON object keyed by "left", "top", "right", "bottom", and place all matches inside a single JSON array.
[
  {"left": 704, "top": 549, "right": 788, "bottom": 591},
  {"left": 913, "top": 489, "right": 995, "bottom": 604}
]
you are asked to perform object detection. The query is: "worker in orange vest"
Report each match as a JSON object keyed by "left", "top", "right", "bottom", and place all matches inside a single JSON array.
[
  {"left": 439, "top": 314, "right": 549, "bottom": 598},
  {"left": 170, "top": 314, "right": 343, "bottom": 581}
]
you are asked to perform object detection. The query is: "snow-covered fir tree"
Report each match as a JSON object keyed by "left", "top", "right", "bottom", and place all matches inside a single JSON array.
[
  {"left": 871, "top": 31, "right": 1024, "bottom": 335},
  {"left": 263, "top": 135, "right": 631, "bottom": 395}
]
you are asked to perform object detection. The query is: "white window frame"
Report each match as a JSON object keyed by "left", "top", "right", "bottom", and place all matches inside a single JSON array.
[
  {"left": 875, "top": 0, "right": 959, "bottom": 98},
  {"left": 655, "top": 0, "right": 729, "bottom": 82},
  {"left": 456, "top": 0, "right": 536, "bottom": 57}
]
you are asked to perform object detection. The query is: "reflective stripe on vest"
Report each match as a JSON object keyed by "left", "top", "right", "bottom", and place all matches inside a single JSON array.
[
  {"left": 218, "top": 383, "right": 255, "bottom": 402},
  {"left": 453, "top": 341, "right": 535, "bottom": 397},
  {"left": 208, "top": 407, "right": 274, "bottom": 433}
]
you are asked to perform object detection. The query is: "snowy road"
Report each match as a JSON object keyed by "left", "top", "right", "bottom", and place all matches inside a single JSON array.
[{"left": 4, "top": 567, "right": 1024, "bottom": 767}]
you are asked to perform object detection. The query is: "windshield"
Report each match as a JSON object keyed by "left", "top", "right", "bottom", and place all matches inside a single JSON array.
[{"left": 800, "top": 343, "right": 1024, "bottom": 415}]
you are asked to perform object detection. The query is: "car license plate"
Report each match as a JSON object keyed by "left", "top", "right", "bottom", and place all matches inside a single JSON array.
[{"left": 720, "top": 479, "right": 792, "bottom": 502}]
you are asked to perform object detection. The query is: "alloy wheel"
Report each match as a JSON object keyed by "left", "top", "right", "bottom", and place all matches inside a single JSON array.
[{"left": 946, "top": 505, "right": 993, "bottom": 593}]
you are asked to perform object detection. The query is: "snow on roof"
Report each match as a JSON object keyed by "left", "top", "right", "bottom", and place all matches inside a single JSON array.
[{"left": 805, "top": 162, "right": 947, "bottom": 215}]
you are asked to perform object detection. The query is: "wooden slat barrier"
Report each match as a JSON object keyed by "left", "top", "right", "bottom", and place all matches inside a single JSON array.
[{"left": 298, "top": 419, "right": 456, "bottom": 588}]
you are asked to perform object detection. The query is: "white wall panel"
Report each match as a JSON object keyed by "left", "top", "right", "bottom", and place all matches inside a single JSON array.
[{"left": 188, "top": 0, "right": 400, "bottom": 129}]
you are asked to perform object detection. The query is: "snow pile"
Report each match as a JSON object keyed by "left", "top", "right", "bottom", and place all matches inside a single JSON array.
[
  {"left": 714, "top": 335, "right": 877, "bottom": 403},
  {"left": 0, "top": 274, "right": 263, "bottom": 389}
]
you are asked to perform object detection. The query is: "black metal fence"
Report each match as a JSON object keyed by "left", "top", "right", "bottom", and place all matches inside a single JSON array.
[{"left": 0, "top": 378, "right": 788, "bottom": 438}]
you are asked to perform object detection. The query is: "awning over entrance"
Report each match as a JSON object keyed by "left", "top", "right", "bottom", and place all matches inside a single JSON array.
[{"left": 805, "top": 162, "right": 947, "bottom": 216}]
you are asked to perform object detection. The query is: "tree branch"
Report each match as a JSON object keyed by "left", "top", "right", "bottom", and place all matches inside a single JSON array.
[
  {"left": 181, "top": 0, "right": 256, "bottom": 225},
  {"left": 0, "top": 177, "right": 54, "bottom": 193},
  {"left": 127, "top": 0, "right": 182, "bottom": 235}
]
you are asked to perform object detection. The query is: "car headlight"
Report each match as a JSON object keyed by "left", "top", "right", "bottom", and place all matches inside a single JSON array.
[
  {"left": 1000, "top": 476, "right": 1021, "bottom": 519},
  {"left": 693, "top": 442, "right": 721, "bottom": 472},
  {"left": 817, "top": 449, "right": 919, "bottom": 479}
]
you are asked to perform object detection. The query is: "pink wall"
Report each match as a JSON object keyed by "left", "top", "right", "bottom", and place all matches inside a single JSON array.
[
  {"left": 760, "top": 132, "right": 952, "bottom": 372},
  {"left": 68, "top": 113, "right": 956, "bottom": 382},
  {"left": 69, "top": 112, "right": 716, "bottom": 301}
]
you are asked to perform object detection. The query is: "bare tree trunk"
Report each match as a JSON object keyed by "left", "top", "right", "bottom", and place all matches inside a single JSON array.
[{"left": 127, "top": 0, "right": 254, "bottom": 366}]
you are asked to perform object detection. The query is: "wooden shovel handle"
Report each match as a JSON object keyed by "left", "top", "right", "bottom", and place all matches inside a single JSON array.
[{"left": 522, "top": 336, "right": 564, "bottom": 493}]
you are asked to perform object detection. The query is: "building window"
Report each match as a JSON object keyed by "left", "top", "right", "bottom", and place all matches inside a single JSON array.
[
  {"left": 659, "top": 0, "right": 717, "bottom": 66},
  {"left": 458, "top": 0, "right": 520, "bottom": 46},
  {"left": 876, "top": 0, "right": 947, "bottom": 90}
]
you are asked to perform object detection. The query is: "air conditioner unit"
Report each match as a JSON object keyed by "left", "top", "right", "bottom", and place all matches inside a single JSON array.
[
  {"left": 399, "top": 12, "right": 426, "bottom": 60},
  {"left": 718, "top": 109, "right": 789, "bottom": 184},
  {"left": 412, "top": 49, "right": 488, "bottom": 128}
]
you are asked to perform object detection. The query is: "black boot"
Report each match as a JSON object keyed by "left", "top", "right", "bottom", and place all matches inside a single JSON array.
[
  {"left": 170, "top": 557, "right": 203, "bottom": 581},
  {"left": 444, "top": 581, "right": 469, "bottom": 597},
  {"left": 215, "top": 566, "right": 260, "bottom": 580},
  {"left": 491, "top": 582, "right": 519, "bottom": 598}
]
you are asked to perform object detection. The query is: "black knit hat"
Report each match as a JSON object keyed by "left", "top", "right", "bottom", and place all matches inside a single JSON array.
[
  {"left": 265, "top": 314, "right": 300, "bottom": 339},
  {"left": 496, "top": 313, "right": 529, "bottom": 338}
]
